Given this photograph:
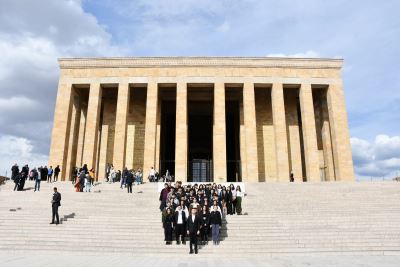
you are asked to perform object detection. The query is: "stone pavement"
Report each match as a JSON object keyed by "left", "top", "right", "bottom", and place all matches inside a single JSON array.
[{"left": 1, "top": 253, "right": 400, "bottom": 267}]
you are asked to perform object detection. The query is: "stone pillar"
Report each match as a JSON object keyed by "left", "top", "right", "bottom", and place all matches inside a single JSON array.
[
  {"left": 243, "top": 83, "right": 258, "bottom": 182},
  {"left": 82, "top": 83, "right": 102, "bottom": 170},
  {"left": 65, "top": 94, "right": 81, "bottom": 181},
  {"left": 213, "top": 82, "right": 227, "bottom": 182},
  {"left": 143, "top": 82, "right": 158, "bottom": 177},
  {"left": 299, "top": 83, "right": 320, "bottom": 182},
  {"left": 175, "top": 82, "right": 188, "bottom": 181},
  {"left": 320, "top": 92, "right": 335, "bottom": 181},
  {"left": 326, "top": 82, "right": 355, "bottom": 181},
  {"left": 113, "top": 83, "right": 130, "bottom": 171},
  {"left": 76, "top": 105, "right": 87, "bottom": 167},
  {"left": 271, "top": 83, "right": 290, "bottom": 182},
  {"left": 239, "top": 100, "right": 247, "bottom": 180},
  {"left": 48, "top": 82, "right": 73, "bottom": 181}
]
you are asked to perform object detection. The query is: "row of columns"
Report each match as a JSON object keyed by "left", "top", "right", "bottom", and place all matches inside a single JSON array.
[{"left": 49, "top": 80, "right": 354, "bottom": 182}]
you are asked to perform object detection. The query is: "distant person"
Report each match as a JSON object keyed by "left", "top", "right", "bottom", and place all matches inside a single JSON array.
[
  {"left": 33, "top": 168, "right": 40, "bottom": 192},
  {"left": 54, "top": 165, "right": 60, "bottom": 182},
  {"left": 39, "top": 166, "right": 47, "bottom": 183},
  {"left": 121, "top": 167, "right": 128, "bottom": 189},
  {"left": 13, "top": 172, "right": 22, "bottom": 191},
  {"left": 163, "top": 208, "right": 174, "bottom": 245},
  {"left": 290, "top": 172, "right": 294, "bottom": 182},
  {"left": 149, "top": 167, "right": 156, "bottom": 182},
  {"left": 187, "top": 207, "right": 201, "bottom": 254},
  {"left": 159, "top": 183, "right": 169, "bottom": 211},
  {"left": 200, "top": 207, "right": 210, "bottom": 245},
  {"left": 126, "top": 170, "right": 134, "bottom": 193},
  {"left": 209, "top": 204, "right": 222, "bottom": 245},
  {"left": 235, "top": 185, "right": 243, "bottom": 215},
  {"left": 50, "top": 187, "right": 61, "bottom": 225},
  {"left": 174, "top": 204, "right": 187, "bottom": 245},
  {"left": 11, "top": 164, "right": 19, "bottom": 181},
  {"left": 47, "top": 166, "right": 53, "bottom": 183},
  {"left": 79, "top": 170, "right": 85, "bottom": 192}
]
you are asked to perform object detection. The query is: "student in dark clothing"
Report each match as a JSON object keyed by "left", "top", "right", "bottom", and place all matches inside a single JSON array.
[
  {"left": 163, "top": 208, "right": 174, "bottom": 245},
  {"left": 187, "top": 207, "right": 201, "bottom": 254},
  {"left": 200, "top": 207, "right": 210, "bottom": 245},
  {"left": 209, "top": 204, "right": 222, "bottom": 245},
  {"left": 54, "top": 165, "right": 60, "bottom": 182},
  {"left": 126, "top": 170, "right": 134, "bottom": 193}
]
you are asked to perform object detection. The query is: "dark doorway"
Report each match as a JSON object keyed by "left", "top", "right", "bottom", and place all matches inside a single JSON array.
[
  {"left": 188, "top": 101, "right": 213, "bottom": 182},
  {"left": 159, "top": 101, "right": 176, "bottom": 177},
  {"left": 226, "top": 101, "right": 241, "bottom": 182}
]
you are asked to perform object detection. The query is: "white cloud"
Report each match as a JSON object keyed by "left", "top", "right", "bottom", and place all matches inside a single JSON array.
[
  {"left": 0, "top": 135, "right": 48, "bottom": 177},
  {"left": 0, "top": 0, "right": 122, "bottom": 175},
  {"left": 216, "top": 21, "right": 230, "bottom": 33},
  {"left": 351, "top": 135, "right": 400, "bottom": 180}
]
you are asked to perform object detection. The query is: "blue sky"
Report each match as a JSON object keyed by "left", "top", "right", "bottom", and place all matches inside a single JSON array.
[{"left": 0, "top": 0, "right": 399, "bottom": 180}]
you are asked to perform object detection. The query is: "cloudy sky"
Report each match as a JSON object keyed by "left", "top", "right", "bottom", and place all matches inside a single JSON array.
[{"left": 0, "top": 0, "right": 399, "bottom": 180}]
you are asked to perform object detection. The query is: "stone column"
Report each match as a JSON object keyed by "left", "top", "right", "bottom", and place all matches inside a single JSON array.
[
  {"left": 299, "top": 83, "right": 320, "bottom": 182},
  {"left": 213, "top": 82, "right": 227, "bottom": 182},
  {"left": 76, "top": 105, "right": 87, "bottom": 167},
  {"left": 48, "top": 82, "right": 73, "bottom": 181},
  {"left": 113, "top": 83, "right": 130, "bottom": 171},
  {"left": 320, "top": 92, "right": 335, "bottom": 181},
  {"left": 175, "top": 82, "right": 188, "bottom": 181},
  {"left": 326, "top": 82, "right": 355, "bottom": 181},
  {"left": 271, "top": 83, "right": 290, "bottom": 182},
  {"left": 65, "top": 94, "right": 81, "bottom": 181},
  {"left": 82, "top": 83, "right": 102, "bottom": 170},
  {"left": 143, "top": 82, "right": 158, "bottom": 177},
  {"left": 243, "top": 83, "right": 259, "bottom": 182}
]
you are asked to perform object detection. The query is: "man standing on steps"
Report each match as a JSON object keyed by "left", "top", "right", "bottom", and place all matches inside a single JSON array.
[
  {"left": 187, "top": 207, "right": 201, "bottom": 254},
  {"left": 50, "top": 187, "right": 61, "bottom": 225}
]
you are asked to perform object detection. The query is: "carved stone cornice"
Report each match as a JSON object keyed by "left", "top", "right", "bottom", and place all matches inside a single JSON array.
[{"left": 58, "top": 57, "right": 343, "bottom": 69}]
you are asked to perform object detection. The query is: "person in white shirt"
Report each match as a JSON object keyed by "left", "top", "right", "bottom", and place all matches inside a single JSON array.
[
  {"left": 149, "top": 167, "right": 156, "bottom": 182},
  {"left": 235, "top": 185, "right": 244, "bottom": 215},
  {"left": 174, "top": 205, "right": 187, "bottom": 244}
]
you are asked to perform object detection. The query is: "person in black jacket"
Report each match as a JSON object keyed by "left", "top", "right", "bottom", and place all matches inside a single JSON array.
[
  {"left": 13, "top": 172, "right": 22, "bottom": 191},
  {"left": 54, "top": 165, "right": 60, "bottom": 182},
  {"left": 174, "top": 205, "right": 187, "bottom": 244},
  {"left": 200, "top": 207, "right": 210, "bottom": 245},
  {"left": 186, "top": 207, "right": 201, "bottom": 254},
  {"left": 11, "top": 164, "right": 19, "bottom": 181},
  {"left": 50, "top": 187, "right": 61, "bottom": 225},
  {"left": 163, "top": 208, "right": 174, "bottom": 245},
  {"left": 210, "top": 204, "right": 222, "bottom": 245},
  {"left": 126, "top": 170, "right": 134, "bottom": 193}
]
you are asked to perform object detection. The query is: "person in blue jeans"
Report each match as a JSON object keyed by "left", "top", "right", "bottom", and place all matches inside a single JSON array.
[
  {"left": 210, "top": 204, "right": 222, "bottom": 245},
  {"left": 33, "top": 168, "right": 40, "bottom": 192},
  {"left": 121, "top": 168, "right": 128, "bottom": 189}
]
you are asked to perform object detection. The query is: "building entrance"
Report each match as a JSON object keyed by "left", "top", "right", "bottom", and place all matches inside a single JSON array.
[{"left": 187, "top": 98, "right": 213, "bottom": 182}]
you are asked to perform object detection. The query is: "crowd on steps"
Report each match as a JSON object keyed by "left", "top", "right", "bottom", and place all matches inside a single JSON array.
[{"left": 159, "top": 181, "right": 244, "bottom": 254}]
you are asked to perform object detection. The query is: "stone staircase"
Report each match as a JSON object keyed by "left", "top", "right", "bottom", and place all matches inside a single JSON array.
[{"left": 0, "top": 180, "right": 400, "bottom": 257}]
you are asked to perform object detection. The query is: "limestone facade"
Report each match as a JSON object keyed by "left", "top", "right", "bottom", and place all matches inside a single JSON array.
[{"left": 49, "top": 57, "right": 354, "bottom": 182}]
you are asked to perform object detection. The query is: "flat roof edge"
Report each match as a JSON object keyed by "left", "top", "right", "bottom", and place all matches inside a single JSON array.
[{"left": 58, "top": 56, "right": 343, "bottom": 69}]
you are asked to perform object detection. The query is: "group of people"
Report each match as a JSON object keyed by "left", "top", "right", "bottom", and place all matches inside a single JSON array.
[
  {"left": 148, "top": 167, "right": 174, "bottom": 183},
  {"left": 71, "top": 164, "right": 95, "bottom": 192},
  {"left": 160, "top": 182, "right": 244, "bottom": 254},
  {"left": 11, "top": 163, "right": 60, "bottom": 192}
]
